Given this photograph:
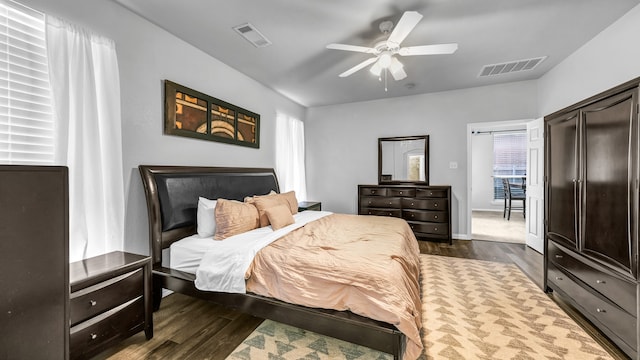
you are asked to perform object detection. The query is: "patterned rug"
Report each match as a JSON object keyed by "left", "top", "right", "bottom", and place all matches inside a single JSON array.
[{"left": 226, "top": 254, "right": 613, "bottom": 360}]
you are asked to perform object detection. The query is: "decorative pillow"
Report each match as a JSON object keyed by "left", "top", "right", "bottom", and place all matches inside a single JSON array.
[
  {"left": 249, "top": 191, "right": 299, "bottom": 227},
  {"left": 265, "top": 204, "right": 295, "bottom": 230},
  {"left": 214, "top": 198, "right": 260, "bottom": 240},
  {"left": 196, "top": 197, "right": 217, "bottom": 237}
]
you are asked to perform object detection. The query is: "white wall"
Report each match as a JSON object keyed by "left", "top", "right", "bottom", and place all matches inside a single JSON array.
[
  {"left": 20, "top": 0, "right": 306, "bottom": 256},
  {"left": 470, "top": 134, "right": 498, "bottom": 211},
  {"left": 305, "top": 81, "right": 538, "bottom": 238},
  {"left": 538, "top": 3, "right": 640, "bottom": 115}
]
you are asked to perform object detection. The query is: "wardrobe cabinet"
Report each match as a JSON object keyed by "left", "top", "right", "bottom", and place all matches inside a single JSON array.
[
  {"left": 358, "top": 184, "right": 452, "bottom": 244},
  {"left": 545, "top": 78, "right": 639, "bottom": 359},
  {"left": 0, "top": 166, "right": 69, "bottom": 359}
]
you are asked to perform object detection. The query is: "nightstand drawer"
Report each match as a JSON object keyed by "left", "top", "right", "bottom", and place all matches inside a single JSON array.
[
  {"left": 70, "top": 297, "right": 145, "bottom": 360},
  {"left": 70, "top": 268, "right": 144, "bottom": 326}
]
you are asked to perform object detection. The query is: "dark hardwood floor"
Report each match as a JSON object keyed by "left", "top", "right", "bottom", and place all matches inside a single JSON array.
[{"left": 92, "top": 239, "right": 627, "bottom": 360}]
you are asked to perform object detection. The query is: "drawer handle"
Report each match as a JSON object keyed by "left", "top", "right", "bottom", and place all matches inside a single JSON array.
[
  {"left": 411, "top": 202, "right": 414, "bottom": 206},
  {"left": 434, "top": 215, "right": 438, "bottom": 219},
  {"left": 368, "top": 201, "right": 372, "bottom": 205},
  {"left": 596, "top": 280, "right": 606, "bottom": 284},
  {"left": 371, "top": 190, "right": 376, "bottom": 194},
  {"left": 411, "top": 214, "right": 414, "bottom": 217},
  {"left": 389, "top": 212, "right": 392, "bottom": 216},
  {"left": 434, "top": 227, "right": 438, "bottom": 231},
  {"left": 399, "top": 191, "right": 403, "bottom": 195},
  {"left": 90, "top": 333, "right": 98, "bottom": 340},
  {"left": 429, "top": 192, "right": 433, "bottom": 195},
  {"left": 90, "top": 300, "right": 97, "bottom": 307},
  {"left": 368, "top": 211, "right": 372, "bottom": 215},
  {"left": 596, "top": 308, "right": 606, "bottom": 313},
  {"left": 434, "top": 203, "right": 438, "bottom": 207},
  {"left": 555, "top": 276, "right": 563, "bottom": 281},
  {"left": 389, "top": 202, "right": 392, "bottom": 205},
  {"left": 554, "top": 254, "right": 563, "bottom": 259}
]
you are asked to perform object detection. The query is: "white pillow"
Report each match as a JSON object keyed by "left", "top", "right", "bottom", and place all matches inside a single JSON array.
[{"left": 197, "top": 197, "right": 217, "bottom": 237}]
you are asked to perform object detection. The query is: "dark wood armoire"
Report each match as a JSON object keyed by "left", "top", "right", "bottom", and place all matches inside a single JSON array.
[
  {"left": 544, "top": 78, "right": 639, "bottom": 359},
  {"left": 0, "top": 166, "right": 69, "bottom": 359}
]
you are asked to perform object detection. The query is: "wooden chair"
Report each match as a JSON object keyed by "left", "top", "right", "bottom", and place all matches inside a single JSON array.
[{"left": 502, "top": 178, "right": 525, "bottom": 220}]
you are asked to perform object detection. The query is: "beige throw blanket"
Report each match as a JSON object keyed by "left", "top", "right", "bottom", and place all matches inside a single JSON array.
[{"left": 246, "top": 214, "right": 423, "bottom": 359}]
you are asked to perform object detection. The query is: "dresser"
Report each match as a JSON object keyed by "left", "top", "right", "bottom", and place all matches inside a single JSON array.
[
  {"left": 69, "top": 251, "right": 153, "bottom": 360},
  {"left": 545, "top": 77, "right": 639, "bottom": 358},
  {"left": 358, "top": 185, "right": 452, "bottom": 244}
]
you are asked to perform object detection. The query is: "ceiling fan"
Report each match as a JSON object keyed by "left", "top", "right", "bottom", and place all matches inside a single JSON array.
[{"left": 327, "top": 11, "right": 458, "bottom": 84}]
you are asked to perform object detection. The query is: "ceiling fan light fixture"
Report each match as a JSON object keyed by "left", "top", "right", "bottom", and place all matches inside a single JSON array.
[
  {"left": 369, "top": 61, "right": 382, "bottom": 76},
  {"left": 378, "top": 52, "right": 392, "bottom": 68},
  {"left": 389, "top": 57, "right": 407, "bottom": 80}
]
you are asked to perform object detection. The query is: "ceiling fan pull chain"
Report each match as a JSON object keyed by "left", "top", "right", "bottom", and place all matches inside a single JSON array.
[{"left": 384, "top": 69, "right": 388, "bottom": 92}]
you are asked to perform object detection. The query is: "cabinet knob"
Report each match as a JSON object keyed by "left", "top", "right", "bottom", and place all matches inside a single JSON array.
[
  {"left": 388, "top": 212, "right": 392, "bottom": 216},
  {"left": 368, "top": 201, "right": 372, "bottom": 205},
  {"left": 411, "top": 202, "right": 414, "bottom": 206},
  {"left": 90, "top": 300, "right": 97, "bottom": 307},
  {"left": 389, "top": 202, "right": 392, "bottom": 205},
  {"left": 596, "top": 308, "right": 606, "bottom": 313},
  {"left": 429, "top": 192, "right": 433, "bottom": 196},
  {"left": 90, "top": 333, "right": 98, "bottom": 340},
  {"left": 434, "top": 203, "right": 438, "bottom": 207},
  {"left": 596, "top": 280, "right": 606, "bottom": 284},
  {"left": 368, "top": 211, "right": 372, "bottom": 215},
  {"left": 434, "top": 215, "right": 438, "bottom": 219},
  {"left": 411, "top": 214, "right": 414, "bottom": 217},
  {"left": 399, "top": 191, "right": 403, "bottom": 195},
  {"left": 434, "top": 227, "right": 438, "bottom": 231}
]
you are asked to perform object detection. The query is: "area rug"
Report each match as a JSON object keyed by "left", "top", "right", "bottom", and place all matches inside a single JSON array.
[{"left": 227, "top": 254, "right": 613, "bottom": 360}]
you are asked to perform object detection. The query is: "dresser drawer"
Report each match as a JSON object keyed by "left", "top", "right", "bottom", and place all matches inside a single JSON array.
[
  {"left": 70, "top": 297, "right": 145, "bottom": 360},
  {"left": 387, "top": 188, "right": 415, "bottom": 197},
  {"left": 70, "top": 268, "right": 144, "bottom": 326},
  {"left": 548, "top": 242, "right": 636, "bottom": 316},
  {"left": 402, "top": 210, "right": 447, "bottom": 223},
  {"left": 402, "top": 198, "right": 447, "bottom": 211},
  {"left": 416, "top": 188, "right": 447, "bottom": 198},
  {"left": 360, "top": 187, "right": 387, "bottom": 196},
  {"left": 548, "top": 263, "right": 637, "bottom": 350},
  {"left": 361, "top": 208, "right": 402, "bottom": 217},
  {"left": 360, "top": 196, "right": 402, "bottom": 209},
  {"left": 407, "top": 221, "right": 448, "bottom": 235}
]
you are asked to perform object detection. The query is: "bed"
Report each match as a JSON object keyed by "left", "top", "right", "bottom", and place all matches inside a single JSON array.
[{"left": 138, "top": 165, "right": 422, "bottom": 359}]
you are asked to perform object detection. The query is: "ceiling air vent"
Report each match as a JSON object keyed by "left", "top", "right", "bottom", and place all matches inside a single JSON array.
[
  {"left": 232, "top": 23, "right": 272, "bottom": 48},
  {"left": 479, "top": 56, "right": 547, "bottom": 77}
]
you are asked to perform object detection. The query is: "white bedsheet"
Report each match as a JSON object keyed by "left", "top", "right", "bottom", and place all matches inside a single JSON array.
[{"left": 192, "top": 210, "right": 332, "bottom": 293}]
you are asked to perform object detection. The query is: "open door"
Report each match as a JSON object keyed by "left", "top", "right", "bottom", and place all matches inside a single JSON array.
[{"left": 526, "top": 118, "right": 544, "bottom": 253}]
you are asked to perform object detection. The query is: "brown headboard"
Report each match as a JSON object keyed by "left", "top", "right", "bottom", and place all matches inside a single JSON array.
[{"left": 139, "top": 165, "right": 279, "bottom": 265}]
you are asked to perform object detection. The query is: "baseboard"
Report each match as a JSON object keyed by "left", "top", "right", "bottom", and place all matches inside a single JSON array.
[{"left": 453, "top": 233, "right": 471, "bottom": 240}]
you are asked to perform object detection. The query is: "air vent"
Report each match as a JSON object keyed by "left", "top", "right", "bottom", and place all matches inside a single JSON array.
[
  {"left": 232, "top": 23, "right": 272, "bottom": 48},
  {"left": 479, "top": 56, "right": 547, "bottom": 77}
]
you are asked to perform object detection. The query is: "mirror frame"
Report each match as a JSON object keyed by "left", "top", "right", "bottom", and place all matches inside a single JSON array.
[{"left": 378, "top": 135, "right": 430, "bottom": 185}]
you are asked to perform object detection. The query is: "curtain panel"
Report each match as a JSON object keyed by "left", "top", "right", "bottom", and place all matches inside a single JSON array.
[
  {"left": 46, "top": 16, "right": 124, "bottom": 262},
  {"left": 275, "top": 114, "right": 307, "bottom": 201}
]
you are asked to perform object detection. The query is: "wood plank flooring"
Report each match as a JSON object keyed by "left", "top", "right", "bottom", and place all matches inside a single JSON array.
[{"left": 92, "top": 239, "right": 628, "bottom": 360}]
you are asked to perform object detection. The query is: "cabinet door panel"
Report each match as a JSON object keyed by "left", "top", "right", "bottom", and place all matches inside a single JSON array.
[
  {"left": 582, "top": 90, "right": 637, "bottom": 275},
  {"left": 546, "top": 111, "right": 579, "bottom": 249}
]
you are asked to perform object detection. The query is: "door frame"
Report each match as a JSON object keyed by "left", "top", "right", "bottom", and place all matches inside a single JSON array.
[{"left": 466, "top": 119, "right": 533, "bottom": 241}]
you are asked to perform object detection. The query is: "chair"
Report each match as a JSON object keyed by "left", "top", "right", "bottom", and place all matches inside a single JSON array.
[{"left": 502, "top": 178, "right": 525, "bottom": 220}]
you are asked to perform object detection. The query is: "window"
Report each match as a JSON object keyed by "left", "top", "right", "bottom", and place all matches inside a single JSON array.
[
  {"left": 493, "top": 132, "right": 526, "bottom": 200},
  {"left": 0, "top": 0, "right": 54, "bottom": 164}
]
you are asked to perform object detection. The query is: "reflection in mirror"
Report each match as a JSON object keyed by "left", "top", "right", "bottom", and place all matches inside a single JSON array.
[{"left": 379, "top": 135, "right": 429, "bottom": 184}]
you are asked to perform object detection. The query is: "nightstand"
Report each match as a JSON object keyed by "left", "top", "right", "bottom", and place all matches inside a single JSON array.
[
  {"left": 298, "top": 201, "right": 321, "bottom": 212},
  {"left": 69, "top": 251, "right": 152, "bottom": 360}
]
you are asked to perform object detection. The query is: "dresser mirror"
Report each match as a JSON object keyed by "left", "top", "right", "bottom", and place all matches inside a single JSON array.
[{"left": 378, "top": 135, "right": 429, "bottom": 184}]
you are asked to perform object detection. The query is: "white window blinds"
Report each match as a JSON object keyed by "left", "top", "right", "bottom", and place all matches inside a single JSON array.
[{"left": 0, "top": 0, "right": 53, "bottom": 164}]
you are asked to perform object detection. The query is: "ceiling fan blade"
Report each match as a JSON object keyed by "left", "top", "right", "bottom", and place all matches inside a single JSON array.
[
  {"left": 387, "top": 11, "right": 423, "bottom": 46},
  {"left": 339, "top": 57, "right": 378, "bottom": 77},
  {"left": 327, "top": 43, "right": 376, "bottom": 54},
  {"left": 398, "top": 43, "right": 458, "bottom": 56}
]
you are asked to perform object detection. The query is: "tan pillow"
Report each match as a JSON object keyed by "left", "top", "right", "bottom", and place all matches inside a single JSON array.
[
  {"left": 279, "top": 191, "right": 299, "bottom": 215},
  {"left": 213, "top": 198, "right": 259, "bottom": 240},
  {"left": 265, "top": 204, "right": 295, "bottom": 230},
  {"left": 251, "top": 194, "right": 290, "bottom": 227}
]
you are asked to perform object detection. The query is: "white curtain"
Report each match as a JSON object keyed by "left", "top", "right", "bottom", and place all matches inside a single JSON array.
[
  {"left": 275, "top": 113, "right": 307, "bottom": 200},
  {"left": 46, "top": 16, "right": 124, "bottom": 262}
]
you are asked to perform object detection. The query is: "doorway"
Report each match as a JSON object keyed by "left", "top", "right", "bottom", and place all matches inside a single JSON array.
[{"left": 467, "top": 120, "right": 529, "bottom": 244}]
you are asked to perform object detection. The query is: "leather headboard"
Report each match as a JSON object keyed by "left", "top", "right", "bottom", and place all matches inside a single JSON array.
[{"left": 139, "top": 166, "right": 279, "bottom": 265}]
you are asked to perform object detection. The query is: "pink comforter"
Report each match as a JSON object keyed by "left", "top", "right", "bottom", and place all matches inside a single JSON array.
[{"left": 246, "top": 213, "right": 423, "bottom": 359}]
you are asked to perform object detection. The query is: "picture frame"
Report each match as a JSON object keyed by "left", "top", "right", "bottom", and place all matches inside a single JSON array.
[{"left": 164, "top": 80, "right": 260, "bottom": 148}]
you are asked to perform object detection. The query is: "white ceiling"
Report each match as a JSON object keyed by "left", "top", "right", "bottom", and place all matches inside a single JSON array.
[{"left": 113, "top": 0, "right": 640, "bottom": 107}]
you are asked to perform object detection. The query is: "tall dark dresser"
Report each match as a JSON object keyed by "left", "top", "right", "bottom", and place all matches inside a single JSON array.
[
  {"left": 545, "top": 78, "right": 640, "bottom": 359},
  {"left": 0, "top": 166, "right": 69, "bottom": 359}
]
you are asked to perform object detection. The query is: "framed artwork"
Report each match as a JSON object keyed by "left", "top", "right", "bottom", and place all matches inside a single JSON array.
[{"left": 164, "top": 80, "right": 260, "bottom": 148}]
